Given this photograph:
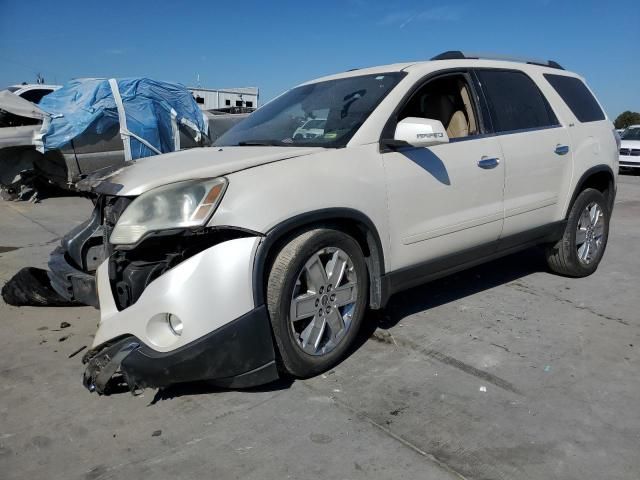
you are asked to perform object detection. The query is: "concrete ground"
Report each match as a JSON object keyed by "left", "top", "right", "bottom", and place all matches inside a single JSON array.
[{"left": 1, "top": 176, "right": 639, "bottom": 480}]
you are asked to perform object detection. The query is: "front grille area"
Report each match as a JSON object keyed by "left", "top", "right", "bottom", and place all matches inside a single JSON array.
[{"left": 620, "top": 148, "right": 640, "bottom": 156}]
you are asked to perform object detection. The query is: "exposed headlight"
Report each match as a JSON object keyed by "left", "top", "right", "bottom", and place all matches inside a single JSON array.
[{"left": 110, "top": 178, "right": 227, "bottom": 245}]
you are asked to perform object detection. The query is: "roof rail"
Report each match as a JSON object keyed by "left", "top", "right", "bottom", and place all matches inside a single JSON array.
[{"left": 430, "top": 50, "right": 564, "bottom": 70}]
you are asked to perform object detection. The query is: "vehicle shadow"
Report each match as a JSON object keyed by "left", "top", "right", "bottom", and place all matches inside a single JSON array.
[
  {"left": 350, "top": 246, "right": 549, "bottom": 349},
  {"left": 148, "top": 377, "right": 295, "bottom": 405}
]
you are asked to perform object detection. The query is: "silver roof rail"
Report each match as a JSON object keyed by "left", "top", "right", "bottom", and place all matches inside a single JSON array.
[{"left": 431, "top": 50, "right": 564, "bottom": 70}]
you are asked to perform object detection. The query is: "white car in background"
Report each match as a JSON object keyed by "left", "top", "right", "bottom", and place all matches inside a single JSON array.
[
  {"left": 619, "top": 125, "right": 640, "bottom": 171},
  {"left": 293, "top": 117, "right": 327, "bottom": 139}
]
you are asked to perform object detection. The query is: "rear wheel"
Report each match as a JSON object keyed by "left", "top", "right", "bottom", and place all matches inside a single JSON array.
[
  {"left": 266, "top": 228, "right": 368, "bottom": 378},
  {"left": 545, "top": 188, "right": 610, "bottom": 277}
]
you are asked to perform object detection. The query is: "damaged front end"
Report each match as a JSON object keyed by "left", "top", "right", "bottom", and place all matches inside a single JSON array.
[
  {"left": 79, "top": 191, "right": 279, "bottom": 394},
  {"left": 82, "top": 337, "right": 140, "bottom": 394}
]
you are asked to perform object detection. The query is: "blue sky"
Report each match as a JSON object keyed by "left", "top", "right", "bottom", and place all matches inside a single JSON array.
[{"left": 1, "top": 0, "right": 638, "bottom": 117}]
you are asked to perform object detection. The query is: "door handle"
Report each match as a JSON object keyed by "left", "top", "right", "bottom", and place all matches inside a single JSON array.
[
  {"left": 555, "top": 144, "right": 570, "bottom": 156},
  {"left": 477, "top": 157, "right": 500, "bottom": 169}
]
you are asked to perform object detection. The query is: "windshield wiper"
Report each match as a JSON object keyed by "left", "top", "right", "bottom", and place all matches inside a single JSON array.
[{"left": 237, "top": 140, "right": 286, "bottom": 146}]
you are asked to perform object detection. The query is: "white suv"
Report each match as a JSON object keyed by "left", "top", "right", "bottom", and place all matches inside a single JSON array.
[
  {"left": 619, "top": 125, "right": 640, "bottom": 171},
  {"left": 82, "top": 52, "right": 618, "bottom": 394}
]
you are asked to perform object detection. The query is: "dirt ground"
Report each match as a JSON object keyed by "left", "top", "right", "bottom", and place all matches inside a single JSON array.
[{"left": 1, "top": 175, "right": 639, "bottom": 480}]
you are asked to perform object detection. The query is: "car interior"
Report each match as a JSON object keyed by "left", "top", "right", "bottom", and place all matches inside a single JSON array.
[{"left": 398, "top": 74, "right": 478, "bottom": 139}]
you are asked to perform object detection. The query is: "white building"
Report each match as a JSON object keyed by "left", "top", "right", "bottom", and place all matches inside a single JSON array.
[{"left": 188, "top": 86, "right": 259, "bottom": 111}]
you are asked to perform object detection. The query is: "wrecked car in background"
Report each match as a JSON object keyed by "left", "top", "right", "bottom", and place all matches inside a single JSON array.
[
  {"left": 2, "top": 78, "right": 249, "bottom": 307},
  {"left": 0, "top": 79, "right": 247, "bottom": 200},
  {"left": 0, "top": 86, "right": 59, "bottom": 199}
]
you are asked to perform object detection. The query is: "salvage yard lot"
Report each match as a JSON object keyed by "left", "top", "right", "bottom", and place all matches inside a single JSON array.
[{"left": 1, "top": 176, "right": 639, "bottom": 480}]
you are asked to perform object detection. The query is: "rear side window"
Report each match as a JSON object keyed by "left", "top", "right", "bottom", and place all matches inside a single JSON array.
[
  {"left": 544, "top": 74, "right": 605, "bottom": 123},
  {"left": 19, "top": 88, "right": 52, "bottom": 104},
  {"left": 476, "top": 70, "right": 558, "bottom": 133}
]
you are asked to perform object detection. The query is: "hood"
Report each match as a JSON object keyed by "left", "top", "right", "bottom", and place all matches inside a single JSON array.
[
  {"left": 91, "top": 146, "right": 325, "bottom": 196},
  {"left": 0, "top": 90, "right": 46, "bottom": 119},
  {"left": 620, "top": 139, "right": 640, "bottom": 150}
]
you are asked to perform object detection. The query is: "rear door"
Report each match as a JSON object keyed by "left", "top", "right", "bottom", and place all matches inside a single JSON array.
[{"left": 474, "top": 69, "right": 572, "bottom": 237}]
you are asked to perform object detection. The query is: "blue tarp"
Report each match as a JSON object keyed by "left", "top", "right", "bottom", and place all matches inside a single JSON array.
[{"left": 37, "top": 78, "right": 207, "bottom": 160}]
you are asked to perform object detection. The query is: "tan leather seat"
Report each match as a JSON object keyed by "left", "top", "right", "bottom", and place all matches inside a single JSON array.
[{"left": 424, "top": 94, "right": 469, "bottom": 138}]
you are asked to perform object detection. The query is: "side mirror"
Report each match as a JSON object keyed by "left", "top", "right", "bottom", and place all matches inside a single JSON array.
[{"left": 390, "top": 117, "right": 449, "bottom": 148}]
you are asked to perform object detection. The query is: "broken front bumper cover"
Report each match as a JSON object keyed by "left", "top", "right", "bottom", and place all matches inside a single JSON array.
[
  {"left": 82, "top": 305, "right": 278, "bottom": 394},
  {"left": 48, "top": 246, "right": 98, "bottom": 307}
]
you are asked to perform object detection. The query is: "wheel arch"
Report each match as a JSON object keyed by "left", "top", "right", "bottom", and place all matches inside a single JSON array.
[
  {"left": 566, "top": 165, "right": 616, "bottom": 216},
  {"left": 252, "top": 208, "right": 386, "bottom": 310}
]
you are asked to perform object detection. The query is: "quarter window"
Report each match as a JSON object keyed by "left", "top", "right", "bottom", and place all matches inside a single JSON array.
[
  {"left": 476, "top": 70, "right": 558, "bottom": 133},
  {"left": 544, "top": 74, "right": 605, "bottom": 123},
  {"left": 19, "top": 88, "right": 52, "bottom": 104}
]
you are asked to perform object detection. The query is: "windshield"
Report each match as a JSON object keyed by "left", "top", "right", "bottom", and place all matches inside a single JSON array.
[
  {"left": 621, "top": 127, "right": 640, "bottom": 141},
  {"left": 215, "top": 72, "right": 404, "bottom": 148}
]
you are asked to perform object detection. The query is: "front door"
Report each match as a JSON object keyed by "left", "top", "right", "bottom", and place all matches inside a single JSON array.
[{"left": 381, "top": 72, "right": 505, "bottom": 272}]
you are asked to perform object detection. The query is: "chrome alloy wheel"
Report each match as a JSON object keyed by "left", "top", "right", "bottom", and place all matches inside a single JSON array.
[
  {"left": 289, "top": 247, "right": 359, "bottom": 356},
  {"left": 576, "top": 202, "right": 605, "bottom": 264}
]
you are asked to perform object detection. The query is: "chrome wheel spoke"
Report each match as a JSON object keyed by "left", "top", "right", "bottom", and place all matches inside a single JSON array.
[
  {"left": 305, "top": 254, "right": 329, "bottom": 292},
  {"left": 325, "top": 309, "right": 345, "bottom": 340},
  {"left": 332, "top": 282, "right": 358, "bottom": 308},
  {"left": 594, "top": 222, "right": 605, "bottom": 238},
  {"left": 327, "top": 250, "right": 348, "bottom": 287},
  {"left": 576, "top": 228, "right": 587, "bottom": 245},
  {"left": 291, "top": 293, "right": 319, "bottom": 321},
  {"left": 589, "top": 204, "right": 600, "bottom": 224},
  {"left": 301, "top": 316, "right": 326, "bottom": 352}
]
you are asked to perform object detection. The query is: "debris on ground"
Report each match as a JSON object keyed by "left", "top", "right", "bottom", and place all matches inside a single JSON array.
[
  {"left": 151, "top": 430, "right": 162, "bottom": 437},
  {"left": 479, "top": 386, "right": 487, "bottom": 393},
  {"left": 0, "top": 170, "right": 72, "bottom": 203},
  {"left": 1, "top": 267, "right": 80, "bottom": 306},
  {"left": 60, "top": 321, "right": 71, "bottom": 329},
  {"left": 68, "top": 345, "right": 87, "bottom": 358},
  {"left": 59, "top": 335, "right": 70, "bottom": 342}
]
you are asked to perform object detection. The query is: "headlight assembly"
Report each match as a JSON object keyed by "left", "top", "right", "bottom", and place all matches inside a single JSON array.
[{"left": 109, "top": 178, "right": 227, "bottom": 245}]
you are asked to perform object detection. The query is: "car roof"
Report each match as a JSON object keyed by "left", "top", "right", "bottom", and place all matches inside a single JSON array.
[
  {"left": 303, "top": 57, "right": 581, "bottom": 85},
  {"left": 9, "top": 84, "right": 61, "bottom": 91}
]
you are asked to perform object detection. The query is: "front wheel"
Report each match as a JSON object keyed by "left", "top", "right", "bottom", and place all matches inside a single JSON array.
[
  {"left": 545, "top": 188, "right": 610, "bottom": 277},
  {"left": 266, "top": 228, "right": 368, "bottom": 378}
]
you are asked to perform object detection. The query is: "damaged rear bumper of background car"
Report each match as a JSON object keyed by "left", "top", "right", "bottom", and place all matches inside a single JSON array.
[{"left": 82, "top": 235, "right": 279, "bottom": 394}]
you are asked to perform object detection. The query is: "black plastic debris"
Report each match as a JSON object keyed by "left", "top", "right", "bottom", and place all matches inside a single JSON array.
[{"left": 1, "top": 267, "right": 80, "bottom": 307}]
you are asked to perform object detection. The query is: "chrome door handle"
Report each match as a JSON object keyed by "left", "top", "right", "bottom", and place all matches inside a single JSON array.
[
  {"left": 555, "top": 144, "right": 570, "bottom": 155},
  {"left": 477, "top": 157, "right": 500, "bottom": 169}
]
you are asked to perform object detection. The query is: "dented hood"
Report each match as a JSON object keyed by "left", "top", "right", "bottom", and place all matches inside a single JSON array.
[{"left": 92, "top": 146, "right": 325, "bottom": 196}]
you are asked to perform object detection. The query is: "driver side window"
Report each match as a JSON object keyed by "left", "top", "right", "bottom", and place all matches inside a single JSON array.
[{"left": 398, "top": 73, "right": 479, "bottom": 139}]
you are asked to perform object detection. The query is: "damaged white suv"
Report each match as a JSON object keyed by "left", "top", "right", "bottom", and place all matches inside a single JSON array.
[{"left": 82, "top": 52, "right": 618, "bottom": 394}]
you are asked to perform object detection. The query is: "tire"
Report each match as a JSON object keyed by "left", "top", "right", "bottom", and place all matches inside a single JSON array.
[
  {"left": 266, "top": 228, "right": 369, "bottom": 378},
  {"left": 545, "top": 188, "right": 610, "bottom": 277}
]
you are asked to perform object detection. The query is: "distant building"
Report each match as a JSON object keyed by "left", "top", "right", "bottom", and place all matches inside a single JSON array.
[{"left": 188, "top": 86, "right": 259, "bottom": 111}]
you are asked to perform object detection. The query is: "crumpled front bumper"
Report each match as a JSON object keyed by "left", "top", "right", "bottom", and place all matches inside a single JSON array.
[
  {"left": 48, "top": 246, "right": 98, "bottom": 307},
  {"left": 82, "top": 306, "right": 277, "bottom": 394},
  {"left": 83, "top": 236, "right": 279, "bottom": 394}
]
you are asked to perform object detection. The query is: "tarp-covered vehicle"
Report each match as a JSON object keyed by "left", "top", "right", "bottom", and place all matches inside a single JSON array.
[
  {"left": 2, "top": 78, "right": 249, "bottom": 306},
  {"left": 0, "top": 78, "right": 247, "bottom": 199}
]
